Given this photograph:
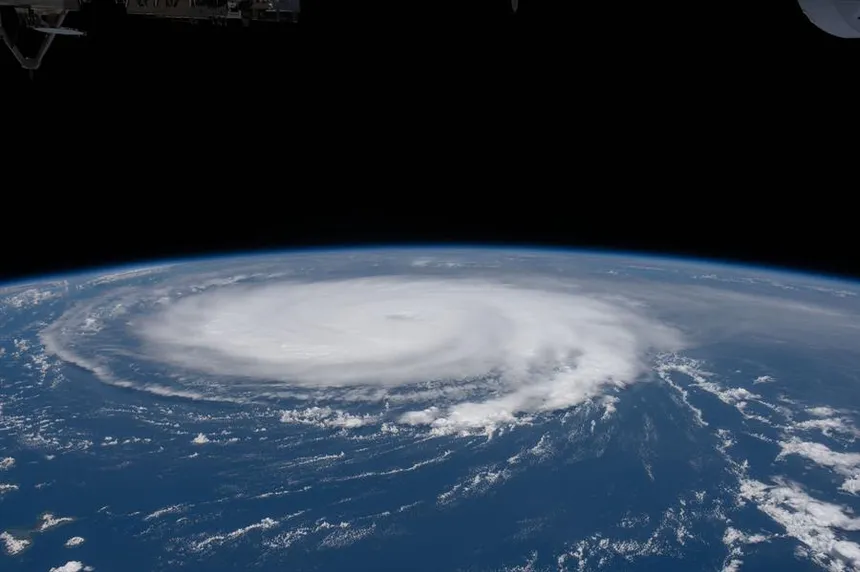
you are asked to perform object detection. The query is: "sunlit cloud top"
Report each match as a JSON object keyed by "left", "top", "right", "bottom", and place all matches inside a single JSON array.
[{"left": 135, "top": 278, "right": 683, "bottom": 433}]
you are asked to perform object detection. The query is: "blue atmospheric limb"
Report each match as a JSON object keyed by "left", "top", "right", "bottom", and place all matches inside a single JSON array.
[{"left": 797, "top": 0, "right": 860, "bottom": 38}]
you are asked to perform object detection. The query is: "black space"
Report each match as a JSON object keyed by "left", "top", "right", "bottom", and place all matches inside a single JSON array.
[
  {"left": 2, "top": 0, "right": 858, "bottom": 284},
  {"left": 2, "top": 189, "right": 859, "bottom": 285}
]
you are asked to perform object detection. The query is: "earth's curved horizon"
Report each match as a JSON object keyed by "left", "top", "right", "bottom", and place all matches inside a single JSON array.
[
  {"left": 6, "top": 246, "right": 851, "bottom": 292},
  {"left": 2, "top": 247, "right": 860, "bottom": 572}
]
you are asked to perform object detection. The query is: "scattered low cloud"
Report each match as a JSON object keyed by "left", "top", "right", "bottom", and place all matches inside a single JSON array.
[
  {"left": 0, "top": 531, "right": 30, "bottom": 555},
  {"left": 280, "top": 407, "right": 378, "bottom": 429},
  {"left": 777, "top": 438, "right": 860, "bottom": 494},
  {"left": 48, "top": 561, "right": 94, "bottom": 572},
  {"left": 64, "top": 537, "right": 85, "bottom": 548},
  {"left": 739, "top": 478, "right": 860, "bottom": 571}
]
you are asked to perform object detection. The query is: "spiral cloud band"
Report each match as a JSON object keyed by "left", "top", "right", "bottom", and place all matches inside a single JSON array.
[{"left": 135, "top": 278, "right": 684, "bottom": 433}]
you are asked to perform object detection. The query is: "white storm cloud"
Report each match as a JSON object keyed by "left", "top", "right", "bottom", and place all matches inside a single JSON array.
[{"left": 134, "top": 278, "right": 684, "bottom": 435}]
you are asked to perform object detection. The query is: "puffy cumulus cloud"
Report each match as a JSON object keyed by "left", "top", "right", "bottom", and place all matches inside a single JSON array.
[
  {"left": 135, "top": 278, "right": 683, "bottom": 435},
  {"left": 792, "top": 417, "right": 860, "bottom": 438},
  {"left": 0, "top": 531, "right": 30, "bottom": 555},
  {"left": 279, "top": 407, "right": 379, "bottom": 429},
  {"left": 777, "top": 438, "right": 860, "bottom": 494},
  {"left": 739, "top": 478, "right": 860, "bottom": 571},
  {"left": 807, "top": 406, "right": 840, "bottom": 418},
  {"left": 48, "top": 562, "right": 94, "bottom": 572}
]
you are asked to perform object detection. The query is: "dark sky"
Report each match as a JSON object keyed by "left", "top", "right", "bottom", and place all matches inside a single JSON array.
[
  {"left": 3, "top": 0, "right": 857, "bottom": 284},
  {"left": 2, "top": 186, "right": 857, "bottom": 285}
]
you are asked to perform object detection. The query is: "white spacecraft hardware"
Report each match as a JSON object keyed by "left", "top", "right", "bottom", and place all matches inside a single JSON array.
[{"left": 797, "top": 0, "right": 860, "bottom": 38}]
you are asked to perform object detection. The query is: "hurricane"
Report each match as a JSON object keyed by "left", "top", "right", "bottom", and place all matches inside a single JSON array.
[
  {"left": 6, "top": 250, "right": 860, "bottom": 572},
  {"left": 42, "top": 274, "right": 683, "bottom": 435}
]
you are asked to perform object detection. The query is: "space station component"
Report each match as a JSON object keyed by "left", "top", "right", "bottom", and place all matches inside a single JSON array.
[
  {"left": 123, "top": 0, "right": 300, "bottom": 24},
  {"left": 797, "top": 0, "right": 860, "bottom": 38},
  {"left": 4, "top": 0, "right": 853, "bottom": 78},
  {"left": 0, "top": 4, "right": 84, "bottom": 73},
  {"left": 0, "top": 0, "right": 300, "bottom": 74}
]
